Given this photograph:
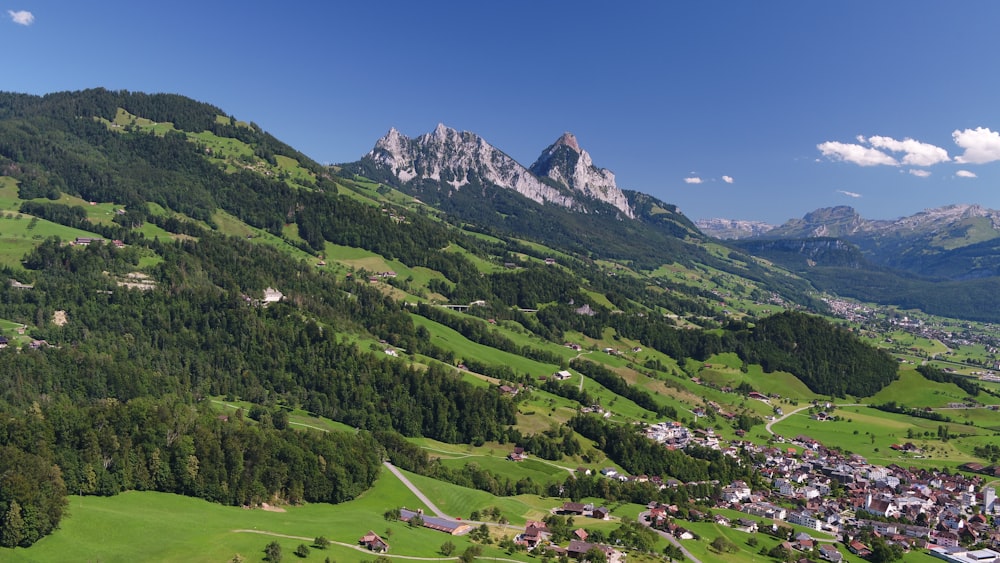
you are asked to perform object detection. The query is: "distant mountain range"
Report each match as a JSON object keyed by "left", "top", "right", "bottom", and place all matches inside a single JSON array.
[{"left": 700, "top": 204, "right": 1000, "bottom": 281}]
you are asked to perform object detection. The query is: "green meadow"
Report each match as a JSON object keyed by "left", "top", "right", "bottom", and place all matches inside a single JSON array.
[
  {"left": 9, "top": 468, "right": 544, "bottom": 563},
  {"left": 770, "top": 404, "right": 982, "bottom": 470},
  {"left": 868, "top": 367, "right": 987, "bottom": 407}
]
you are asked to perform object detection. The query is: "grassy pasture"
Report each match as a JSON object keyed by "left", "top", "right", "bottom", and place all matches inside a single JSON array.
[
  {"left": 0, "top": 211, "right": 101, "bottom": 268},
  {"left": 210, "top": 397, "right": 358, "bottom": 435},
  {"left": 771, "top": 404, "right": 981, "bottom": 470},
  {"left": 410, "top": 314, "right": 559, "bottom": 379},
  {"left": 11, "top": 467, "right": 539, "bottom": 563},
  {"left": 395, "top": 468, "right": 557, "bottom": 525},
  {"left": 868, "top": 367, "right": 983, "bottom": 407}
]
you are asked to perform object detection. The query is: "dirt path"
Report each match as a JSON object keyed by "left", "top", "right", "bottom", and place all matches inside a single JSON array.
[{"left": 232, "top": 529, "right": 465, "bottom": 560}]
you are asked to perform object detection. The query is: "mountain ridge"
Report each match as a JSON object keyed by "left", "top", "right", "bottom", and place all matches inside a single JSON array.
[{"left": 363, "top": 124, "right": 634, "bottom": 217}]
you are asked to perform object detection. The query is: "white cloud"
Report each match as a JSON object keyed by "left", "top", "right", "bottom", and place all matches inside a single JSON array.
[
  {"left": 865, "top": 135, "right": 951, "bottom": 166},
  {"left": 817, "top": 141, "right": 897, "bottom": 167},
  {"left": 684, "top": 177, "right": 703, "bottom": 184},
  {"left": 836, "top": 190, "right": 861, "bottom": 198},
  {"left": 956, "top": 170, "right": 977, "bottom": 178},
  {"left": 909, "top": 169, "right": 931, "bottom": 178},
  {"left": 953, "top": 127, "right": 1000, "bottom": 164},
  {"left": 7, "top": 10, "right": 34, "bottom": 25},
  {"left": 722, "top": 175, "right": 734, "bottom": 184}
]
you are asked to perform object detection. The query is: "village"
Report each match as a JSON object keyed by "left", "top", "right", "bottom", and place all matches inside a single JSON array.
[{"left": 352, "top": 412, "right": 1000, "bottom": 563}]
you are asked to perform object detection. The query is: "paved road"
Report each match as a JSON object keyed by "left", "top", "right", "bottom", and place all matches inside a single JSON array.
[
  {"left": 764, "top": 404, "right": 811, "bottom": 435},
  {"left": 384, "top": 461, "right": 449, "bottom": 518},
  {"left": 637, "top": 512, "right": 701, "bottom": 563},
  {"left": 765, "top": 403, "right": 864, "bottom": 435}
]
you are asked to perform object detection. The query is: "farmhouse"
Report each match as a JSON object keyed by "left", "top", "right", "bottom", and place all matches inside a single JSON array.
[
  {"left": 359, "top": 530, "right": 389, "bottom": 552},
  {"left": 566, "top": 540, "right": 622, "bottom": 563},
  {"left": 517, "top": 521, "right": 550, "bottom": 549}
]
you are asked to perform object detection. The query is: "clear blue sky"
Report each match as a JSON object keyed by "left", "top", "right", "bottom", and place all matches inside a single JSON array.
[{"left": 3, "top": 1, "right": 999, "bottom": 224}]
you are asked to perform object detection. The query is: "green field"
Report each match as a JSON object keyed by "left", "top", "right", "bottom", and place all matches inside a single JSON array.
[
  {"left": 9, "top": 469, "right": 535, "bottom": 563},
  {"left": 770, "top": 404, "right": 982, "bottom": 469},
  {"left": 869, "top": 367, "right": 985, "bottom": 407}
]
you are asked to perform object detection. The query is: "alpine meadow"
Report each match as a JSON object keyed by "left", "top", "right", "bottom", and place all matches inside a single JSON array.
[{"left": 5, "top": 88, "right": 1000, "bottom": 563}]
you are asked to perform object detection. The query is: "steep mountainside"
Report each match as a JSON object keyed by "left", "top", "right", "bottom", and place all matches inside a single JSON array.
[{"left": 528, "top": 132, "right": 633, "bottom": 217}]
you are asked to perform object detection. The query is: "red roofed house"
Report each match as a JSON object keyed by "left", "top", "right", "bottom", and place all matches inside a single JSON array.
[{"left": 359, "top": 530, "right": 389, "bottom": 552}]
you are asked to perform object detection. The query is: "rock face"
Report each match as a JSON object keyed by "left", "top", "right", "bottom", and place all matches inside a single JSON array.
[
  {"left": 529, "top": 133, "right": 633, "bottom": 218},
  {"left": 364, "top": 125, "right": 633, "bottom": 217}
]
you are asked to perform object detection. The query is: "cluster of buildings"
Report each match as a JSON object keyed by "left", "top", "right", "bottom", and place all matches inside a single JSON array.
[
  {"left": 725, "top": 443, "right": 1000, "bottom": 554},
  {"left": 515, "top": 519, "right": 624, "bottom": 563},
  {"left": 644, "top": 421, "right": 691, "bottom": 449}
]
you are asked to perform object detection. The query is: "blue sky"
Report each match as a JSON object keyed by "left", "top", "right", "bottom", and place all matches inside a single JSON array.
[{"left": 3, "top": 1, "right": 999, "bottom": 224}]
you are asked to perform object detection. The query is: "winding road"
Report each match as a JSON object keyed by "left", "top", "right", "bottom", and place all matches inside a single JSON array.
[
  {"left": 764, "top": 403, "right": 864, "bottom": 435},
  {"left": 637, "top": 511, "right": 701, "bottom": 563}
]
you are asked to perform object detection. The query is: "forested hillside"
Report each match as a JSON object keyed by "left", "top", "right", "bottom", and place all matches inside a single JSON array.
[{"left": 0, "top": 89, "right": 899, "bottom": 548}]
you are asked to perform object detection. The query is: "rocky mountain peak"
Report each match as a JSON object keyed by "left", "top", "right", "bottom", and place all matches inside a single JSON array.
[
  {"left": 362, "top": 126, "right": 635, "bottom": 218},
  {"left": 529, "top": 133, "right": 633, "bottom": 218},
  {"left": 554, "top": 132, "right": 580, "bottom": 152}
]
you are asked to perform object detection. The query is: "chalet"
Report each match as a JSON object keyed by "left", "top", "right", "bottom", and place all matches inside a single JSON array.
[
  {"left": 567, "top": 540, "right": 614, "bottom": 560},
  {"left": 735, "top": 518, "right": 759, "bottom": 533},
  {"left": 794, "top": 538, "right": 815, "bottom": 552},
  {"left": 544, "top": 258, "right": 556, "bottom": 265},
  {"left": 574, "top": 528, "right": 588, "bottom": 541},
  {"left": 592, "top": 507, "right": 610, "bottom": 520},
  {"left": 848, "top": 540, "right": 872, "bottom": 557},
  {"left": 518, "top": 521, "right": 550, "bottom": 549},
  {"left": 0, "top": 336, "right": 7, "bottom": 349},
  {"left": 560, "top": 502, "right": 587, "bottom": 515},
  {"left": 359, "top": 530, "right": 389, "bottom": 552},
  {"left": 554, "top": 370, "right": 573, "bottom": 380},
  {"left": 508, "top": 446, "right": 527, "bottom": 461},
  {"left": 748, "top": 391, "right": 769, "bottom": 402}
]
